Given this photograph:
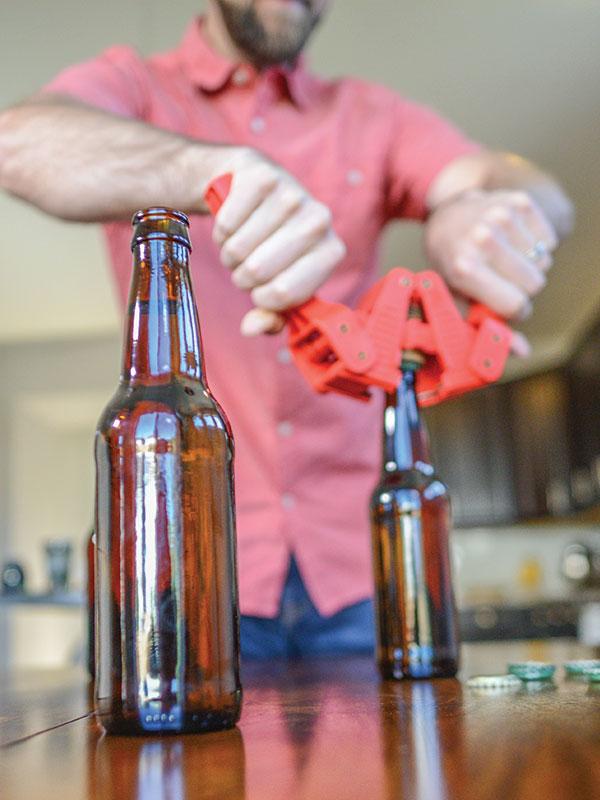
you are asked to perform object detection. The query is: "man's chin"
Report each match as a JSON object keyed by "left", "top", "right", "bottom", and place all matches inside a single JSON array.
[{"left": 215, "top": 0, "right": 320, "bottom": 67}]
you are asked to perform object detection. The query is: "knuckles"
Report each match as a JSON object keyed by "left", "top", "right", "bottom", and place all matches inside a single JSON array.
[
  {"left": 307, "top": 202, "right": 333, "bottom": 237},
  {"left": 448, "top": 256, "right": 475, "bottom": 283},
  {"left": 221, "top": 239, "right": 246, "bottom": 268},
  {"left": 241, "top": 257, "right": 263, "bottom": 282},
  {"left": 251, "top": 163, "right": 280, "bottom": 195},
  {"left": 483, "top": 204, "right": 513, "bottom": 229},
  {"left": 506, "top": 295, "right": 532, "bottom": 320},
  {"left": 279, "top": 186, "right": 304, "bottom": 216},
  {"left": 257, "top": 281, "right": 293, "bottom": 310},
  {"left": 507, "top": 190, "right": 533, "bottom": 210},
  {"left": 470, "top": 223, "right": 500, "bottom": 251}
]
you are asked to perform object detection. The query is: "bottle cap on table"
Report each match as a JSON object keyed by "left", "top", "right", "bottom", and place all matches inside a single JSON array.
[
  {"left": 564, "top": 659, "right": 600, "bottom": 677},
  {"left": 507, "top": 661, "right": 556, "bottom": 681},
  {"left": 584, "top": 667, "right": 600, "bottom": 683},
  {"left": 466, "top": 674, "right": 522, "bottom": 690}
]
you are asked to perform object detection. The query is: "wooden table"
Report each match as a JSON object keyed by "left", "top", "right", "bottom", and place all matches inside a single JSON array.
[{"left": 1, "top": 640, "right": 600, "bottom": 800}]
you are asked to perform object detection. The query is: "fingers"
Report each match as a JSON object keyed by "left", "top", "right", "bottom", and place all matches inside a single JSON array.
[
  {"left": 448, "top": 252, "right": 532, "bottom": 320},
  {"left": 220, "top": 182, "right": 305, "bottom": 272},
  {"left": 482, "top": 204, "right": 535, "bottom": 256},
  {"left": 480, "top": 201, "right": 553, "bottom": 270},
  {"left": 231, "top": 201, "right": 335, "bottom": 290},
  {"left": 439, "top": 189, "right": 561, "bottom": 323},
  {"left": 508, "top": 191, "right": 559, "bottom": 251},
  {"left": 250, "top": 233, "right": 346, "bottom": 311},
  {"left": 471, "top": 223, "right": 547, "bottom": 297},
  {"left": 210, "top": 156, "right": 345, "bottom": 329},
  {"left": 510, "top": 330, "right": 531, "bottom": 359},
  {"left": 212, "top": 162, "right": 280, "bottom": 247}
]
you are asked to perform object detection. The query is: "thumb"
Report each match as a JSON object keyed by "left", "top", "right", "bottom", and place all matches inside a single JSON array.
[{"left": 240, "top": 308, "right": 286, "bottom": 337}]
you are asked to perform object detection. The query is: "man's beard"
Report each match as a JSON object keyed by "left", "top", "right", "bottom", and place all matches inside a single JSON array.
[{"left": 215, "top": 1, "right": 321, "bottom": 67}]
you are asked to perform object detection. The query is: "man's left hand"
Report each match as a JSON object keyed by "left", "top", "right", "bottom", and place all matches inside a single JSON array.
[{"left": 424, "top": 188, "right": 558, "bottom": 342}]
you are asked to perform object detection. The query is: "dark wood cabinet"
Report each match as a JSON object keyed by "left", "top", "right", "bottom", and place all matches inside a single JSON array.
[
  {"left": 425, "top": 384, "right": 516, "bottom": 527},
  {"left": 505, "top": 370, "right": 571, "bottom": 518},
  {"left": 424, "top": 354, "right": 600, "bottom": 526}
]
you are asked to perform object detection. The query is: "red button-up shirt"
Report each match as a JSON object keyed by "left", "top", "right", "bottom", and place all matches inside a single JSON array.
[{"left": 44, "top": 18, "right": 479, "bottom": 617}]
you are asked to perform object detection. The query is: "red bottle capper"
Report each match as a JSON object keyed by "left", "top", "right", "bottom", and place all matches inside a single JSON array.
[{"left": 204, "top": 174, "right": 514, "bottom": 406}]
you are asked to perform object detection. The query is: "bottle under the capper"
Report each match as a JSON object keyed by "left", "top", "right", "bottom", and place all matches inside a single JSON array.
[
  {"left": 370, "top": 354, "right": 459, "bottom": 679},
  {"left": 94, "top": 208, "right": 242, "bottom": 734}
]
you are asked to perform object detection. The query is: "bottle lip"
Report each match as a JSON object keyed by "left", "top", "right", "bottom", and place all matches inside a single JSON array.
[
  {"left": 131, "top": 207, "right": 190, "bottom": 226},
  {"left": 131, "top": 207, "right": 191, "bottom": 252},
  {"left": 131, "top": 232, "right": 191, "bottom": 251}
]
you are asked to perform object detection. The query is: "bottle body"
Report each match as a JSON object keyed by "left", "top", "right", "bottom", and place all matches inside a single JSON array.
[
  {"left": 94, "top": 208, "right": 241, "bottom": 734},
  {"left": 86, "top": 529, "right": 95, "bottom": 681},
  {"left": 370, "top": 370, "right": 459, "bottom": 679},
  {"left": 95, "top": 382, "right": 241, "bottom": 734}
]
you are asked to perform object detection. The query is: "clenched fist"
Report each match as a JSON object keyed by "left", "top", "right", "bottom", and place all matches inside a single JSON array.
[{"left": 206, "top": 149, "right": 346, "bottom": 336}]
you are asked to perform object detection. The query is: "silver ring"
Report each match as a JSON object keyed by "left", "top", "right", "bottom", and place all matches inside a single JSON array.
[{"left": 524, "top": 241, "right": 548, "bottom": 263}]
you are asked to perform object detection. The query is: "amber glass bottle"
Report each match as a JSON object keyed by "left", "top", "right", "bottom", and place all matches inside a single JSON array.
[
  {"left": 86, "top": 529, "right": 95, "bottom": 680},
  {"left": 94, "top": 208, "right": 242, "bottom": 734},
  {"left": 370, "top": 358, "right": 459, "bottom": 679}
]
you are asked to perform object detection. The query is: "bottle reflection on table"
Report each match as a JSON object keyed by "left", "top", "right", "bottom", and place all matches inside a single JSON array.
[
  {"left": 91, "top": 727, "right": 246, "bottom": 800},
  {"left": 379, "top": 680, "right": 465, "bottom": 800}
]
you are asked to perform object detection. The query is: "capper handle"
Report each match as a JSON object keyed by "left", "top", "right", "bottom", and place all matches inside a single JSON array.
[{"left": 203, "top": 173, "right": 317, "bottom": 319}]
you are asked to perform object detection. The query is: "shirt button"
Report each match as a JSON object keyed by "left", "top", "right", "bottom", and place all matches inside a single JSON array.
[
  {"left": 346, "top": 169, "right": 364, "bottom": 186},
  {"left": 277, "top": 347, "right": 292, "bottom": 364},
  {"left": 281, "top": 493, "right": 296, "bottom": 510},
  {"left": 232, "top": 67, "right": 250, "bottom": 86},
  {"left": 277, "top": 421, "right": 293, "bottom": 438},
  {"left": 250, "top": 116, "right": 266, "bottom": 134}
]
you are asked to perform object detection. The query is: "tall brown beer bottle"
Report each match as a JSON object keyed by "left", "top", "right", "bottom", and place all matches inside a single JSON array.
[
  {"left": 86, "top": 529, "right": 95, "bottom": 681},
  {"left": 370, "top": 356, "right": 459, "bottom": 679},
  {"left": 94, "top": 208, "right": 242, "bottom": 734}
]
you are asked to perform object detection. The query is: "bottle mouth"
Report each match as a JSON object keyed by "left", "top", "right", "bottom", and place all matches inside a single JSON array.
[
  {"left": 130, "top": 207, "right": 191, "bottom": 251},
  {"left": 132, "top": 208, "right": 190, "bottom": 226},
  {"left": 401, "top": 350, "right": 425, "bottom": 370}
]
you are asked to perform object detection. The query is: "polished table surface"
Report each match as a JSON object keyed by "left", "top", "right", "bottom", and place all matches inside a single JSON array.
[{"left": 1, "top": 640, "right": 600, "bottom": 800}]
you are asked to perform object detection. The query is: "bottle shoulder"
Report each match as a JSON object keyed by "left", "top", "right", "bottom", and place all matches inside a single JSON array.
[
  {"left": 96, "top": 380, "right": 230, "bottom": 436},
  {"left": 372, "top": 468, "right": 448, "bottom": 496}
]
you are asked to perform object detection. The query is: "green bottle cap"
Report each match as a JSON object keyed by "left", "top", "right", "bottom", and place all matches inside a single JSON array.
[
  {"left": 508, "top": 661, "right": 556, "bottom": 681},
  {"left": 584, "top": 667, "right": 600, "bottom": 683},
  {"left": 564, "top": 659, "right": 600, "bottom": 676}
]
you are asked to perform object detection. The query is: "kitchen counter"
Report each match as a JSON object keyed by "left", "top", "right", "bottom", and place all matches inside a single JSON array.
[{"left": 1, "top": 640, "right": 599, "bottom": 800}]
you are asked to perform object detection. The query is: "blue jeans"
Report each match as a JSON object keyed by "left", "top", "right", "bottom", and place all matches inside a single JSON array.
[{"left": 240, "top": 559, "right": 376, "bottom": 659}]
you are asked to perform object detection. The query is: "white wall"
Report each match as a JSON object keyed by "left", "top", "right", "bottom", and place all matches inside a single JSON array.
[{"left": 0, "top": 336, "right": 120, "bottom": 668}]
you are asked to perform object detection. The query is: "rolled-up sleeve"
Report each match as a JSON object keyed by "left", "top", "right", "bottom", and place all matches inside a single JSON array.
[
  {"left": 384, "top": 98, "right": 481, "bottom": 222},
  {"left": 40, "top": 45, "right": 149, "bottom": 120}
]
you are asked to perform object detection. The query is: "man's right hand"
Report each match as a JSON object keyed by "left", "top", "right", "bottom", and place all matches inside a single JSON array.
[{"left": 205, "top": 149, "right": 346, "bottom": 337}]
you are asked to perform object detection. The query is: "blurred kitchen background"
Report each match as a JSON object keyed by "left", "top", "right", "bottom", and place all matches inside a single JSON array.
[{"left": 1, "top": 0, "right": 599, "bottom": 670}]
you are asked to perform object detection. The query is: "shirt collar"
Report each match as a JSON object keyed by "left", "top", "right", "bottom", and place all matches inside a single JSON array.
[{"left": 177, "top": 17, "right": 324, "bottom": 109}]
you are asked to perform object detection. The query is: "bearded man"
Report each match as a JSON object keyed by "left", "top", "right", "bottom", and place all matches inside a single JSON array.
[{"left": 0, "top": 1, "right": 573, "bottom": 658}]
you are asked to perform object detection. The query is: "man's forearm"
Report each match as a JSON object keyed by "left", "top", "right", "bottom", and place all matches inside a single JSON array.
[{"left": 0, "top": 94, "right": 239, "bottom": 222}]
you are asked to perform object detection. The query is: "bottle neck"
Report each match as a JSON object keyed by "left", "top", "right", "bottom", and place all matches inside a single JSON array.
[
  {"left": 381, "top": 368, "right": 432, "bottom": 474},
  {"left": 122, "top": 237, "right": 205, "bottom": 385}
]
